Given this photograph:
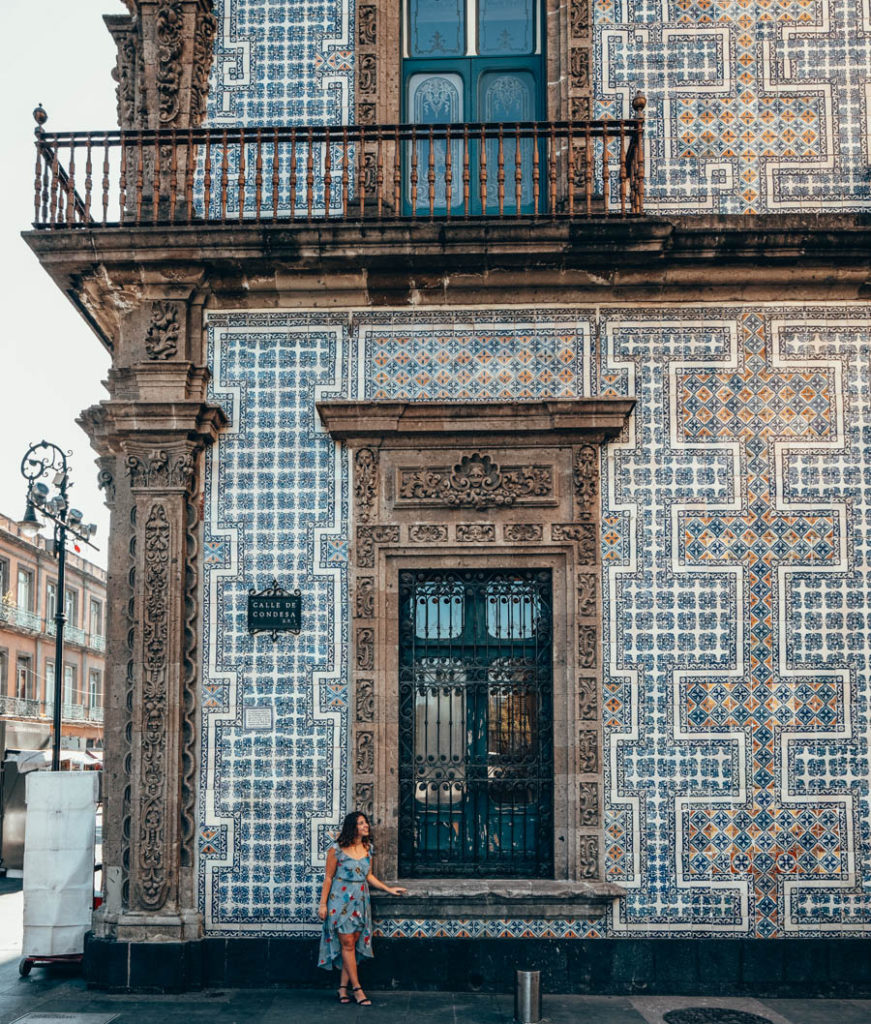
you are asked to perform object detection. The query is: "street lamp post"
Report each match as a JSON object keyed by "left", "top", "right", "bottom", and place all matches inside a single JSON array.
[{"left": 19, "top": 441, "right": 97, "bottom": 772}]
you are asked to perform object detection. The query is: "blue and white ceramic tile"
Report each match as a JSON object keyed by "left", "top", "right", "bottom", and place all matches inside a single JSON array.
[{"left": 201, "top": 305, "right": 871, "bottom": 938}]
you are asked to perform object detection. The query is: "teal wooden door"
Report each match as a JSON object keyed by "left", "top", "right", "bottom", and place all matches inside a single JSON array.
[{"left": 402, "top": 0, "right": 544, "bottom": 215}]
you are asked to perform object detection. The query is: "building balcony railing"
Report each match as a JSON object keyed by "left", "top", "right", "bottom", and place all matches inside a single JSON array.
[
  {"left": 0, "top": 693, "right": 103, "bottom": 725},
  {"left": 0, "top": 602, "right": 41, "bottom": 632},
  {"left": 42, "top": 620, "right": 104, "bottom": 651},
  {"left": 31, "top": 107, "right": 647, "bottom": 230}
]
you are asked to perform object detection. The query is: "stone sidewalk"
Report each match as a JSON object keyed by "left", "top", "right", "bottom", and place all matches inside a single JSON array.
[{"left": 2, "top": 881, "right": 870, "bottom": 1024}]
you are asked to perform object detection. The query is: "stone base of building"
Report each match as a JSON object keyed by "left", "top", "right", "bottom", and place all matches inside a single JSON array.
[{"left": 84, "top": 934, "right": 871, "bottom": 995}]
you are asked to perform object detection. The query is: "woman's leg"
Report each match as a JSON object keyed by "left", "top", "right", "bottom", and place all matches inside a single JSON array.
[{"left": 339, "top": 932, "right": 362, "bottom": 995}]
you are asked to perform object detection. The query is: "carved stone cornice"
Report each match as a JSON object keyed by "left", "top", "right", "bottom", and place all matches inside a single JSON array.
[{"left": 318, "top": 399, "right": 635, "bottom": 446}]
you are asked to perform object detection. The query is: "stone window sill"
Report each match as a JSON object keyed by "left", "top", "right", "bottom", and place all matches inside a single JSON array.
[{"left": 371, "top": 879, "right": 625, "bottom": 920}]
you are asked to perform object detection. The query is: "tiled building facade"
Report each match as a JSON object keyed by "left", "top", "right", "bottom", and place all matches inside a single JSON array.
[{"left": 24, "top": 0, "right": 871, "bottom": 993}]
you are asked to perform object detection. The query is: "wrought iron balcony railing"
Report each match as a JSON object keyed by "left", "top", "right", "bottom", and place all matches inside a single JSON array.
[
  {"left": 32, "top": 108, "right": 646, "bottom": 229},
  {"left": 0, "top": 694, "right": 103, "bottom": 724},
  {"left": 0, "top": 602, "right": 41, "bottom": 632}
]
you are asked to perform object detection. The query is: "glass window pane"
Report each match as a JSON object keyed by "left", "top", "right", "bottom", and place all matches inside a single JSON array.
[
  {"left": 485, "top": 576, "right": 539, "bottom": 638},
  {"left": 413, "top": 576, "right": 465, "bottom": 638},
  {"left": 408, "top": 72, "right": 464, "bottom": 124},
  {"left": 479, "top": 72, "right": 537, "bottom": 212},
  {"left": 480, "top": 70, "right": 536, "bottom": 122},
  {"left": 17, "top": 569, "right": 32, "bottom": 610},
  {"left": 407, "top": 74, "right": 465, "bottom": 213},
  {"left": 409, "top": 0, "right": 465, "bottom": 56},
  {"left": 478, "top": 0, "right": 535, "bottom": 55}
]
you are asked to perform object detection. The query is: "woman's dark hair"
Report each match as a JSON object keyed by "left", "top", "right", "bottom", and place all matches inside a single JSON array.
[{"left": 337, "top": 810, "right": 372, "bottom": 849}]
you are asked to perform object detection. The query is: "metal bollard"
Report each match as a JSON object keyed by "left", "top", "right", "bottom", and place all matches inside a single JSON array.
[{"left": 514, "top": 969, "right": 541, "bottom": 1024}]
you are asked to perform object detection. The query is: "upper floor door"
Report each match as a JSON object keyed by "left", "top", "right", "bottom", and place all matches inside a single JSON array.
[{"left": 402, "top": 0, "right": 545, "bottom": 215}]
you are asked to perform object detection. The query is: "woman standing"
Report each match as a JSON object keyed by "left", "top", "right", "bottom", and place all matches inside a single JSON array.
[{"left": 317, "top": 811, "right": 406, "bottom": 1006}]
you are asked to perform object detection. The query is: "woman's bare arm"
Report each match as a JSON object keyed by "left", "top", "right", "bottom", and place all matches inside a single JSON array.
[
  {"left": 366, "top": 855, "right": 407, "bottom": 895},
  {"left": 318, "top": 846, "right": 337, "bottom": 920}
]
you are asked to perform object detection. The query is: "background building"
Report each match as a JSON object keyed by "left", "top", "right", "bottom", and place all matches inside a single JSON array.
[
  {"left": 22, "top": 0, "right": 871, "bottom": 994},
  {"left": 0, "top": 512, "right": 105, "bottom": 755}
]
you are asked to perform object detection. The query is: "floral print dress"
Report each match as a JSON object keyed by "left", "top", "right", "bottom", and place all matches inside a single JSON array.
[{"left": 317, "top": 842, "right": 374, "bottom": 970}]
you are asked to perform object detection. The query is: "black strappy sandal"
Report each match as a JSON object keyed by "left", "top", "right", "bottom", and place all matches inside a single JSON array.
[
  {"left": 352, "top": 986, "right": 372, "bottom": 1006},
  {"left": 337, "top": 985, "right": 351, "bottom": 1004}
]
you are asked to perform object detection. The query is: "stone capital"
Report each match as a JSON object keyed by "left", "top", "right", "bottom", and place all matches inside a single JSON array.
[{"left": 124, "top": 442, "right": 198, "bottom": 493}]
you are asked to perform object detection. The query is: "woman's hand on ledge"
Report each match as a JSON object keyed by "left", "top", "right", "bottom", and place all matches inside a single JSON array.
[{"left": 384, "top": 886, "right": 407, "bottom": 896}]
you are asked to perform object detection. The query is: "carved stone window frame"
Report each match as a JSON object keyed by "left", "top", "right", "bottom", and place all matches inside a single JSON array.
[
  {"left": 356, "top": 0, "right": 591, "bottom": 126},
  {"left": 319, "top": 399, "right": 632, "bottom": 918}
]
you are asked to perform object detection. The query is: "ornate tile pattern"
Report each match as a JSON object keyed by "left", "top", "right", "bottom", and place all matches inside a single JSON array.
[
  {"left": 360, "top": 312, "right": 594, "bottom": 400},
  {"left": 601, "top": 306, "right": 870, "bottom": 935},
  {"left": 205, "top": 0, "right": 871, "bottom": 214},
  {"left": 206, "top": 0, "right": 353, "bottom": 126},
  {"left": 200, "top": 305, "right": 871, "bottom": 938},
  {"left": 200, "top": 313, "right": 349, "bottom": 931},
  {"left": 595, "top": 0, "right": 871, "bottom": 212}
]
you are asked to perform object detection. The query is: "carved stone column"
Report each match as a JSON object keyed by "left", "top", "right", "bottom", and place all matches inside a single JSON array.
[
  {"left": 79, "top": 288, "right": 225, "bottom": 945},
  {"left": 105, "top": 0, "right": 217, "bottom": 131},
  {"left": 120, "top": 443, "right": 198, "bottom": 936}
]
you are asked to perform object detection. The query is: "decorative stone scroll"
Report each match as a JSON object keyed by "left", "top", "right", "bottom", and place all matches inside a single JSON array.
[
  {"left": 356, "top": 731, "right": 375, "bottom": 774},
  {"left": 355, "top": 577, "right": 375, "bottom": 618},
  {"left": 578, "top": 782, "right": 599, "bottom": 827},
  {"left": 356, "top": 679, "right": 375, "bottom": 722},
  {"left": 96, "top": 457, "right": 117, "bottom": 508},
  {"left": 578, "top": 625, "right": 597, "bottom": 668},
  {"left": 552, "top": 522, "right": 597, "bottom": 563},
  {"left": 578, "top": 729, "right": 599, "bottom": 773},
  {"left": 578, "top": 836, "right": 599, "bottom": 879},
  {"left": 355, "top": 5, "right": 378, "bottom": 126},
  {"left": 504, "top": 523, "right": 543, "bottom": 542},
  {"left": 354, "top": 448, "right": 379, "bottom": 523},
  {"left": 145, "top": 301, "right": 181, "bottom": 359},
  {"left": 409, "top": 524, "right": 448, "bottom": 543},
  {"left": 457, "top": 523, "right": 495, "bottom": 542},
  {"left": 356, "top": 628, "right": 375, "bottom": 670},
  {"left": 191, "top": 3, "right": 218, "bottom": 123},
  {"left": 568, "top": 0, "right": 593, "bottom": 121},
  {"left": 157, "top": 1, "right": 185, "bottom": 123},
  {"left": 357, "top": 525, "right": 400, "bottom": 567},
  {"left": 398, "top": 453, "right": 553, "bottom": 510},
  {"left": 574, "top": 445, "right": 599, "bottom": 518},
  {"left": 578, "top": 573, "right": 597, "bottom": 616},
  {"left": 578, "top": 677, "right": 598, "bottom": 720},
  {"left": 355, "top": 782, "right": 374, "bottom": 818}
]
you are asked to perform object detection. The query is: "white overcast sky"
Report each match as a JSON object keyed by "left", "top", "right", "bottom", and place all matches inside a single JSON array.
[{"left": 1, "top": 1, "right": 123, "bottom": 567}]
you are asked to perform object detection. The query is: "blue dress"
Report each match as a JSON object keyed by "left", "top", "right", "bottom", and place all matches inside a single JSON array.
[{"left": 317, "top": 842, "right": 375, "bottom": 970}]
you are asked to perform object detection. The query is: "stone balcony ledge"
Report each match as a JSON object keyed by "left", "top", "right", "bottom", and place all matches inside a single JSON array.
[
  {"left": 24, "top": 214, "right": 871, "bottom": 354},
  {"left": 371, "top": 878, "right": 624, "bottom": 920}
]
